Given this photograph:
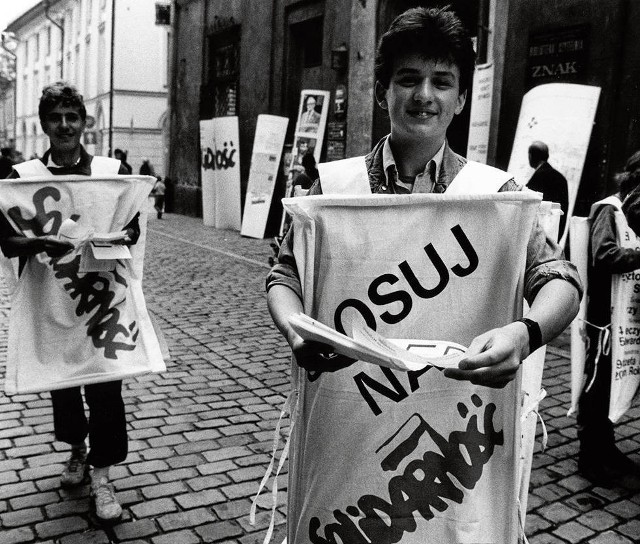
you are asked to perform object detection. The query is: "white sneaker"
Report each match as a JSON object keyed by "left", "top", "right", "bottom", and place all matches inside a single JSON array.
[{"left": 91, "top": 477, "right": 122, "bottom": 521}]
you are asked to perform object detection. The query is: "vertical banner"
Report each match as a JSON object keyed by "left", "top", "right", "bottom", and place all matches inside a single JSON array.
[
  {"left": 279, "top": 90, "right": 331, "bottom": 236},
  {"left": 466, "top": 63, "right": 494, "bottom": 163},
  {"left": 241, "top": 115, "right": 289, "bottom": 239},
  {"left": 507, "top": 83, "right": 600, "bottom": 247},
  {"left": 199, "top": 117, "right": 242, "bottom": 230},
  {"left": 610, "top": 212, "right": 640, "bottom": 422}
]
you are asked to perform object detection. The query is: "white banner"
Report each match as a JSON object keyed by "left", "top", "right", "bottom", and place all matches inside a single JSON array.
[
  {"left": 610, "top": 212, "right": 640, "bottom": 421},
  {"left": 284, "top": 193, "right": 541, "bottom": 544},
  {"left": 0, "top": 175, "right": 165, "bottom": 394},
  {"left": 241, "top": 115, "right": 289, "bottom": 239},
  {"left": 507, "top": 83, "right": 600, "bottom": 247},
  {"left": 466, "top": 63, "right": 494, "bottom": 163},
  {"left": 199, "top": 117, "right": 241, "bottom": 230}
]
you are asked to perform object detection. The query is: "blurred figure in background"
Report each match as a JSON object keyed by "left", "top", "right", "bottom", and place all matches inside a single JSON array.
[
  {"left": 0, "top": 147, "right": 14, "bottom": 178},
  {"left": 151, "top": 176, "right": 166, "bottom": 219},
  {"left": 139, "top": 159, "right": 155, "bottom": 177},
  {"left": 114, "top": 148, "right": 132, "bottom": 174}
]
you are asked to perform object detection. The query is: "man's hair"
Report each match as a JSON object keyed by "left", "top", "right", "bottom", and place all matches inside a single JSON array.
[
  {"left": 1, "top": 147, "right": 11, "bottom": 157},
  {"left": 374, "top": 5, "right": 475, "bottom": 94},
  {"left": 529, "top": 141, "right": 549, "bottom": 163},
  {"left": 38, "top": 82, "right": 86, "bottom": 125},
  {"left": 616, "top": 150, "right": 640, "bottom": 199}
]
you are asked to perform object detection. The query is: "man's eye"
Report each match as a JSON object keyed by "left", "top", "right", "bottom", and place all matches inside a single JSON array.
[
  {"left": 397, "top": 78, "right": 418, "bottom": 87},
  {"left": 66, "top": 114, "right": 80, "bottom": 122},
  {"left": 434, "top": 79, "right": 454, "bottom": 88},
  {"left": 47, "top": 114, "right": 62, "bottom": 123}
]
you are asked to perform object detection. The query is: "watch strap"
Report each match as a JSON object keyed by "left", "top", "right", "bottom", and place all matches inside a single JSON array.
[{"left": 516, "top": 318, "right": 543, "bottom": 354}]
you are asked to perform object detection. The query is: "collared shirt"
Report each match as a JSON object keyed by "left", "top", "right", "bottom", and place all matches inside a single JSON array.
[{"left": 381, "top": 138, "right": 445, "bottom": 194}]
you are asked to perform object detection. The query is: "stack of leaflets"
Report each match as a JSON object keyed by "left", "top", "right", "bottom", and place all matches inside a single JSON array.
[{"left": 288, "top": 313, "right": 466, "bottom": 372}]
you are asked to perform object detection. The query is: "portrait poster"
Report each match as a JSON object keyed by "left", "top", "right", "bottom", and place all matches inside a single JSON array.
[
  {"left": 199, "top": 117, "right": 242, "bottom": 230},
  {"left": 279, "top": 90, "right": 330, "bottom": 236},
  {"left": 241, "top": 115, "right": 289, "bottom": 239},
  {"left": 507, "top": 83, "right": 600, "bottom": 247}
]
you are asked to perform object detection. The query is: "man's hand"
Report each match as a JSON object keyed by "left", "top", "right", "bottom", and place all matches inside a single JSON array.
[
  {"left": 112, "top": 228, "right": 137, "bottom": 246},
  {"left": 38, "top": 236, "right": 74, "bottom": 258},
  {"left": 443, "top": 322, "right": 529, "bottom": 388},
  {"left": 290, "top": 334, "right": 356, "bottom": 379}
]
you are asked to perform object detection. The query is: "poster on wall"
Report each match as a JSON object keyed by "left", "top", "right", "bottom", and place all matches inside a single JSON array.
[
  {"left": 507, "top": 83, "right": 600, "bottom": 247},
  {"left": 199, "top": 116, "right": 242, "bottom": 230},
  {"left": 278, "top": 90, "right": 331, "bottom": 236},
  {"left": 241, "top": 115, "right": 289, "bottom": 239},
  {"left": 466, "top": 63, "right": 494, "bottom": 163}
]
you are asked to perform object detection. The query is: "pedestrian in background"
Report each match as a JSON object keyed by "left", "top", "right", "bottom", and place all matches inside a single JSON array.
[
  {"left": 152, "top": 176, "right": 166, "bottom": 219},
  {"left": 1, "top": 82, "right": 137, "bottom": 521},
  {"left": 114, "top": 148, "right": 132, "bottom": 174},
  {"left": 578, "top": 150, "right": 640, "bottom": 490},
  {"left": 527, "top": 141, "right": 569, "bottom": 240},
  {"left": 139, "top": 158, "right": 155, "bottom": 177}
]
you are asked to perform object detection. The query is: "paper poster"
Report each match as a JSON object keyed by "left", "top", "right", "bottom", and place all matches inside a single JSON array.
[
  {"left": 199, "top": 117, "right": 242, "bottom": 230},
  {"left": 241, "top": 115, "right": 289, "bottom": 239},
  {"left": 279, "top": 90, "right": 331, "bottom": 236},
  {"left": 282, "top": 193, "right": 542, "bottom": 544},
  {"left": 0, "top": 175, "right": 165, "bottom": 394},
  {"left": 610, "top": 211, "right": 640, "bottom": 422},
  {"left": 507, "top": 83, "right": 600, "bottom": 247},
  {"left": 466, "top": 63, "right": 494, "bottom": 163}
]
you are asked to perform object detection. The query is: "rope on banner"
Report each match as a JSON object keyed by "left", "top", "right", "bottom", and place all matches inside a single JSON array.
[
  {"left": 521, "top": 388, "right": 548, "bottom": 452},
  {"left": 517, "top": 498, "right": 531, "bottom": 544},
  {"left": 580, "top": 319, "right": 611, "bottom": 393},
  {"left": 250, "top": 389, "right": 298, "bottom": 544}
]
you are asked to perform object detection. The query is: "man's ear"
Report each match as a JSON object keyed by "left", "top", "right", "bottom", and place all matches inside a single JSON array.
[
  {"left": 455, "top": 90, "right": 467, "bottom": 115},
  {"left": 375, "top": 81, "right": 388, "bottom": 110}
]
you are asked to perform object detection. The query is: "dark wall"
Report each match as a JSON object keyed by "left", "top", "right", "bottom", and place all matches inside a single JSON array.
[{"left": 497, "top": 0, "right": 633, "bottom": 215}]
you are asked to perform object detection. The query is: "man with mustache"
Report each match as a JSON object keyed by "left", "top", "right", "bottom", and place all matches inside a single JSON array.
[{"left": 1, "top": 82, "right": 134, "bottom": 521}]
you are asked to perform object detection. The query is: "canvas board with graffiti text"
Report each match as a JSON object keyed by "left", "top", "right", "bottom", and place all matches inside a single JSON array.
[
  {"left": 199, "top": 117, "right": 241, "bottom": 230},
  {"left": 283, "top": 192, "right": 542, "bottom": 543},
  {"left": 241, "top": 115, "right": 289, "bottom": 239},
  {"left": 0, "top": 175, "right": 165, "bottom": 395},
  {"left": 466, "top": 62, "right": 494, "bottom": 163},
  {"left": 278, "top": 90, "right": 330, "bottom": 236},
  {"left": 507, "top": 83, "right": 600, "bottom": 247}
]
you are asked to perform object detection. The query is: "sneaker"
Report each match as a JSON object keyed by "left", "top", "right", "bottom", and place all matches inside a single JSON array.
[
  {"left": 91, "top": 477, "right": 122, "bottom": 521},
  {"left": 60, "top": 446, "right": 87, "bottom": 487}
]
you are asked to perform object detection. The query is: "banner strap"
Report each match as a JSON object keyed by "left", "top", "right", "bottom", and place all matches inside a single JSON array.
[
  {"left": 250, "top": 388, "right": 298, "bottom": 544},
  {"left": 517, "top": 498, "right": 531, "bottom": 544},
  {"left": 579, "top": 319, "right": 610, "bottom": 393},
  {"left": 521, "top": 388, "right": 548, "bottom": 452}
]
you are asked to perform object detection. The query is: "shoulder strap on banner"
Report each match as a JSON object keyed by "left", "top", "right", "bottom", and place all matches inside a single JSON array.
[
  {"left": 90, "top": 156, "right": 122, "bottom": 176},
  {"left": 12, "top": 159, "right": 52, "bottom": 178},
  {"left": 317, "top": 156, "right": 371, "bottom": 195},
  {"left": 445, "top": 160, "right": 512, "bottom": 195},
  {"left": 589, "top": 195, "right": 622, "bottom": 220}
]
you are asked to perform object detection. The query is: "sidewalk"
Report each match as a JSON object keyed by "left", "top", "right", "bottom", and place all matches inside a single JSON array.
[{"left": 0, "top": 212, "right": 638, "bottom": 544}]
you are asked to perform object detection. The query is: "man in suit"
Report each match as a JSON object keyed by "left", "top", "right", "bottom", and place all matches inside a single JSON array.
[
  {"left": 527, "top": 141, "right": 569, "bottom": 239},
  {"left": 300, "top": 95, "right": 321, "bottom": 131}
]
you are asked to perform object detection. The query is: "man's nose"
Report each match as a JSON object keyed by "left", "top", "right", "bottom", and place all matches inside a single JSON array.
[
  {"left": 413, "top": 81, "right": 434, "bottom": 103},
  {"left": 59, "top": 115, "right": 69, "bottom": 128}
]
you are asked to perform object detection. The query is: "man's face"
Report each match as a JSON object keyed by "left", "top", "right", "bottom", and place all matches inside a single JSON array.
[
  {"left": 41, "top": 104, "right": 85, "bottom": 154},
  {"left": 305, "top": 97, "right": 316, "bottom": 112},
  {"left": 376, "top": 54, "right": 466, "bottom": 147}
]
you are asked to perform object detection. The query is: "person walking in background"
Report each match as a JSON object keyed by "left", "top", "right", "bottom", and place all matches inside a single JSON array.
[
  {"left": 139, "top": 158, "right": 155, "bottom": 177},
  {"left": 1, "top": 82, "right": 137, "bottom": 521},
  {"left": 527, "top": 141, "right": 569, "bottom": 239},
  {"left": 114, "top": 148, "right": 132, "bottom": 174},
  {"left": 577, "top": 150, "right": 640, "bottom": 490},
  {"left": 151, "top": 176, "right": 166, "bottom": 219},
  {"left": 292, "top": 151, "right": 318, "bottom": 194}
]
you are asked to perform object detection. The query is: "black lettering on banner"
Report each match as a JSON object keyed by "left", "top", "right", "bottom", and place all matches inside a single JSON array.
[
  {"left": 368, "top": 274, "right": 412, "bottom": 325},
  {"left": 450, "top": 224, "right": 479, "bottom": 277},
  {"left": 334, "top": 298, "right": 377, "bottom": 335},
  {"left": 308, "top": 397, "right": 504, "bottom": 543},
  {"left": 8, "top": 186, "right": 64, "bottom": 236},
  {"left": 353, "top": 367, "right": 410, "bottom": 416},
  {"left": 399, "top": 244, "right": 449, "bottom": 299},
  {"left": 202, "top": 141, "right": 237, "bottom": 171},
  {"left": 51, "top": 254, "right": 138, "bottom": 359}
]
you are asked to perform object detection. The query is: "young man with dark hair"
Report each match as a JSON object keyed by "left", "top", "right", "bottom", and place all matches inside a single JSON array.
[
  {"left": 267, "top": 6, "right": 581, "bottom": 386},
  {"left": 2, "top": 81, "right": 136, "bottom": 521}
]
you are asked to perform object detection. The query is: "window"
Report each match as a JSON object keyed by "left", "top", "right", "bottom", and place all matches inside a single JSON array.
[
  {"left": 155, "top": 3, "right": 171, "bottom": 26},
  {"left": 46, "top": 26, "right": 52, "bottom": 56},
  {"left": 202, "top": 25, "right": 241, "bottom": 118},
  {"left": 35, "top": 33, "right": 40, "bottom": 61}
]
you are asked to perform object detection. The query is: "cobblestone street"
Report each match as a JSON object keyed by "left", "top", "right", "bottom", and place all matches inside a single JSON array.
[{"left": 0, "top": 212, "right": 639, "bottom": 544}]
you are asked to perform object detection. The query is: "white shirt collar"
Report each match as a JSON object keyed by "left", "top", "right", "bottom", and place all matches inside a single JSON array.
[{"left": 382, "top": 138, "right": 446, "bottom": 186}]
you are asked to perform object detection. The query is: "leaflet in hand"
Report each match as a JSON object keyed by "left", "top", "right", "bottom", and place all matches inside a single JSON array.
[{"left": 288, "top": 313, "right": 466, "bottom": 371}]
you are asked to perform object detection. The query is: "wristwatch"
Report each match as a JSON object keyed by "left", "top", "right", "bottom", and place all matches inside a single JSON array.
[{"left": 516, "top": 318, "right": 543, "bottom": 354}]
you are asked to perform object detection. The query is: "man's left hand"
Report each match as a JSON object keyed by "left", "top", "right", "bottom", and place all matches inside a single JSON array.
[{"left": 443, "top": 322, "right": 529, "bottom": 388}]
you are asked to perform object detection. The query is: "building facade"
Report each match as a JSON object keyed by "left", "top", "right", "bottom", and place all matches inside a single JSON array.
[
  {"left": 6, "top": 0, "right": 171, "bottom": 175},
  {"left": 168, "top": 0, "right": 639, "bottom": 219}
]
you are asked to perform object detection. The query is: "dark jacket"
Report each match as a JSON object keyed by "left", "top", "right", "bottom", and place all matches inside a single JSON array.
[{"left": 528, "top": 161, "right": 569, "bottom": 238}]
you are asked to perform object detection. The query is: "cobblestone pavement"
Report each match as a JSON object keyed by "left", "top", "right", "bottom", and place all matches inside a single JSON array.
[{"left": 0, "top": 212, "right": 638, "bottom": 544}]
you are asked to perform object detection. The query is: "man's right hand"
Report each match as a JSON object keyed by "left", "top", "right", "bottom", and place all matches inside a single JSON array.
[
  {"left": 37, "top": 236, "right": 74, "bottom": 257},
  {"left": 290, "top": 334, "right": 357, "bottom": 377}
]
